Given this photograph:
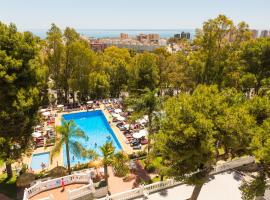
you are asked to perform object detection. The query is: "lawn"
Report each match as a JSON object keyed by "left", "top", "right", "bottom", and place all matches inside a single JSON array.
[{"left": 0, "top": 174, "right": 17, "bottom": 199}]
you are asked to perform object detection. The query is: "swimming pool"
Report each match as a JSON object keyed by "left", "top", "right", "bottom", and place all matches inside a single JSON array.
[
  {"left": 31, "top": 152, "right": 50, "bottom": 170},
  {"left": 62, "top": 110, "right": 122, "bottom": 166}
]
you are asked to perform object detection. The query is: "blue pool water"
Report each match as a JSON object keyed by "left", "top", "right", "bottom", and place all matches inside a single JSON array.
[
  {"left": 31, "top": 152, "right": 50, "bottom": 170},
  {"left": 62, "top": 110, "right": 122, "bottom": 166}
]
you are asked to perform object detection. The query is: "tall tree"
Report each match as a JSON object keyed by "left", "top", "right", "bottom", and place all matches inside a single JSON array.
[
  {"left": 103, "top": 46, "right": 130, "bottom": 97},
  {"left": 155, "top": 85, "right": 254, "bottom": 200},
  {"left": 241, "top": 38, "right": 270, "bottom": 94},
  {"left": 46, "top": 23, "right": 65, "bottom": 103},
  {"left": 189, "top": 15, "right": 251, "bottom": 88},
  {"left": 0, "top": 23, "right": 41, "bottom": 177},
  {"left": 68, "top": 41, "right": 96, "bottom": 102},
  {"left": 62, "top": 27, "right": 80, "bottom": 102},
  {"left": 51, "top": 120, "right": 87, "bottom": 175},
  {"left": 129, "top": 52, "right": 159, "bottom": 91},
  {"left": 88, "top": 72, "right": 110, "bottom": 99}
]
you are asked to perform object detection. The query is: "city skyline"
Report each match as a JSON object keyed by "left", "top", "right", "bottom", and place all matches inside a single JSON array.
[{"left": 0, "top": 0, "right": 270, "bottom": 30}]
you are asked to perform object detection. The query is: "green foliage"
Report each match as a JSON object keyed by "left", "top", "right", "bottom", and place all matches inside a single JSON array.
[
  {"left": 241, "top": 38, "right": 270, "bottom": 94},
  {"left": 155, "top": 85, "right": 254, "bottom": 184},
  {"left": 100, "top": 141, "right": 115, "bottom": 185},
  {"left": 0, "top": 174, "right": 17, "bottom": 199},
  {"left": 129, "top": 52, "right": 159, "bottom": 91},
  {"left": 0, "top": 22, "right": 42, "bottom": 177},
  {"left": 89, "top": 72, "right": 110, "bottom": 99},
  {"left": 51, "top": 120, "right": 88, "bottom": 174},
  {"left": 112, "top": 151, "right": 129, "bottom": 177},
  {"left": 240, "top": 173, "right": 266, "bottom": 200}
]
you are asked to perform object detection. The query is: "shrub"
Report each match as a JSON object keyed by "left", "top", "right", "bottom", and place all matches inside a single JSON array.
[
  {"left": 114, "top": 164, "right": 129, "bottom": 177},
  {"left": 144, "top": 163, "right": 156, "bottom": 173},
  {"left": 123, "top": 173, "right": 136, "bottom": 182}
]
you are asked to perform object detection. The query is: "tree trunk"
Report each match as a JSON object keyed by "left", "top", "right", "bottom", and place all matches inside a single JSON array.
[
  {"left": 65, "top": 142, "right": 71, "bottom": 175},
  {"left": 104, "top": 164, "right": 108, "bottom": 186},
  {"left": 160, "top": 175, "right": 164, "bottom": 181},
  {"left": 189, "top": 184, "right": 204, "bottom": 200},
  {"left": 6, "top": 162, "right": 13, "bottom": 178}
]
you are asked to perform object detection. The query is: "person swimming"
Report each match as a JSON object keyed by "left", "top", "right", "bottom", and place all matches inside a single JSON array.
[
  {"left": 106, "top": 135, "right": 111, "bottom": 140},
  {"left": 94, "top": 142, "right": 97, "bottom": 148}
]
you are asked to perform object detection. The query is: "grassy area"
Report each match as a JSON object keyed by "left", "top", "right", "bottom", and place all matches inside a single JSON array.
[{"left": 0, "top": 174, "right": 17, "bottom": 199}]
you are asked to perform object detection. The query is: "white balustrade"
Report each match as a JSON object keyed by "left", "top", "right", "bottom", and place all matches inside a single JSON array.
[
  {"left": 68, "top": 183, "right": 94, "bottom": 200},
  {"left": 23, "top": 171, "right": 93, "bottom": 200},
  {"left": 211, "top": 156, "right": 255, "bottom": 175},
  {"left": 98, "top": 179, "right": 181, "bottom": 200}
]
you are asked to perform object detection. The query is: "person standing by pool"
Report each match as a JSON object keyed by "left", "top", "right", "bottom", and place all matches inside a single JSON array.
[{"left": 61, "top": 178, "right": 65, "bottom": 191}]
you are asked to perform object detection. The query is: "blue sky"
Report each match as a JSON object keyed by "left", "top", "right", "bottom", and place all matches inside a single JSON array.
[{"left": 0, "top": 0, "right": 269, "bottom": 30}]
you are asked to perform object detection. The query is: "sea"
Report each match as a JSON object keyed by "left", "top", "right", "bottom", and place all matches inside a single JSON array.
[{"left": 28, "top": 29, "right": 196, "bottom": 39}]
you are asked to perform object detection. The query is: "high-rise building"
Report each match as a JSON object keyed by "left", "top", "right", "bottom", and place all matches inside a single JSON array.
[
  {"left": 174, "top": 34, "right": 181, "bottom": 39},
  {"left": 251, "top": 29, "right": 259, "bottom": 38},
  {"left": 180, "top": 32, "right": 191, "bottom": 39},
  {"left": 148, "top": 33, "right": 160, "bottom": 42},
  {"left": 260, "top": 30, "right": 269, "bottom": 38},
  {"left": 120, "top": 33, "right": 128, "bottom": 39},
  {"left": 136, "top": 34, "right": 148, "bottom": 42}
]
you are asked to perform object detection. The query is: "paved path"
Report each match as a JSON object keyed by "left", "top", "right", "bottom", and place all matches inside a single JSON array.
[
  {"left": 29, "top": 183, "right": 86, "bottom": 200},
  {"left": 135, "top": 172, "right": 243, "bottom": 200},
  {"left": 108, "top": 167, "right": 136, "bottom": 194}
]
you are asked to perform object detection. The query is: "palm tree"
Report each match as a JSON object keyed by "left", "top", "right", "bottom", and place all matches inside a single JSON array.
[
  {"left": 100, "top": 141, "right": 115, "bottom": 186},
  {"left": 112, "top": 151, "right": 129, "bottom": 177},
  {"left": 51, "top": 120, "right": 86, "bottom": 175}
]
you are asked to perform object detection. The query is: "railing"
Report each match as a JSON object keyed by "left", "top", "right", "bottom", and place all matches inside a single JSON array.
[
  {"left": 98, "top": 179, "right": 181, "bottom": 200},
  {"left": 23, "top": 171, "right": 92, "bottom": 200},
  {"left": 68, "top": 179, "right": 95, "bottom": 200},
  {"left": 211, "top": 156, "right": 255, "bottom": 175},
  {"left": 144, "top": 179, "right": 178, "bottom": 193}
]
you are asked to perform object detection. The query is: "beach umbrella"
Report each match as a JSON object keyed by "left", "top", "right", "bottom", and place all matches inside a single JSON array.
[
  {"left": 87, "top": 101, "right": 93, "bottom": 104},
  {"left": 57, "top": 104, "right": 64, "bottom": 108},
  {"left": 46, "top": 127, "right": 52, "bottom": 131},
  {"left": 139, "top": 129, "right": 148, "bottom": 137},
  {"left": 16, "top": 173, "right": 35, "bottom": 188},
  {"left": 133, "top": 132, "right": 143, "bottom": 139},
  {"left": 136, "top": 118, "right": 147, "bottom": 124},
  {"left": 49, "top": 166, "right": 68, "bottom": 178},
  {"left": 32, "top": 131, "right": 42, "bottom": 138},
  {"left": 42, "top": 111, "right": 51, "bottom": 116},
  {"left": 127, "top": 108, "right": 134, "bottom": 112},
  {"left": 117, "top": 115, "right": 125, "bottom": 121},
  {"left": 114, "top": 109, "right": 122, "bottom": 113}
]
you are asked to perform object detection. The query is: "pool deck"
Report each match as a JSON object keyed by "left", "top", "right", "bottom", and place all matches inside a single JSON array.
[
  {"left": 101, "top": 104, "right": 135, "bottom": 154},
  {"left": 20, "top": 105, "right": 143, "bottom": 172},
  {"left": 21, "top": 112, "right": 63, "bottom": 172}
]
